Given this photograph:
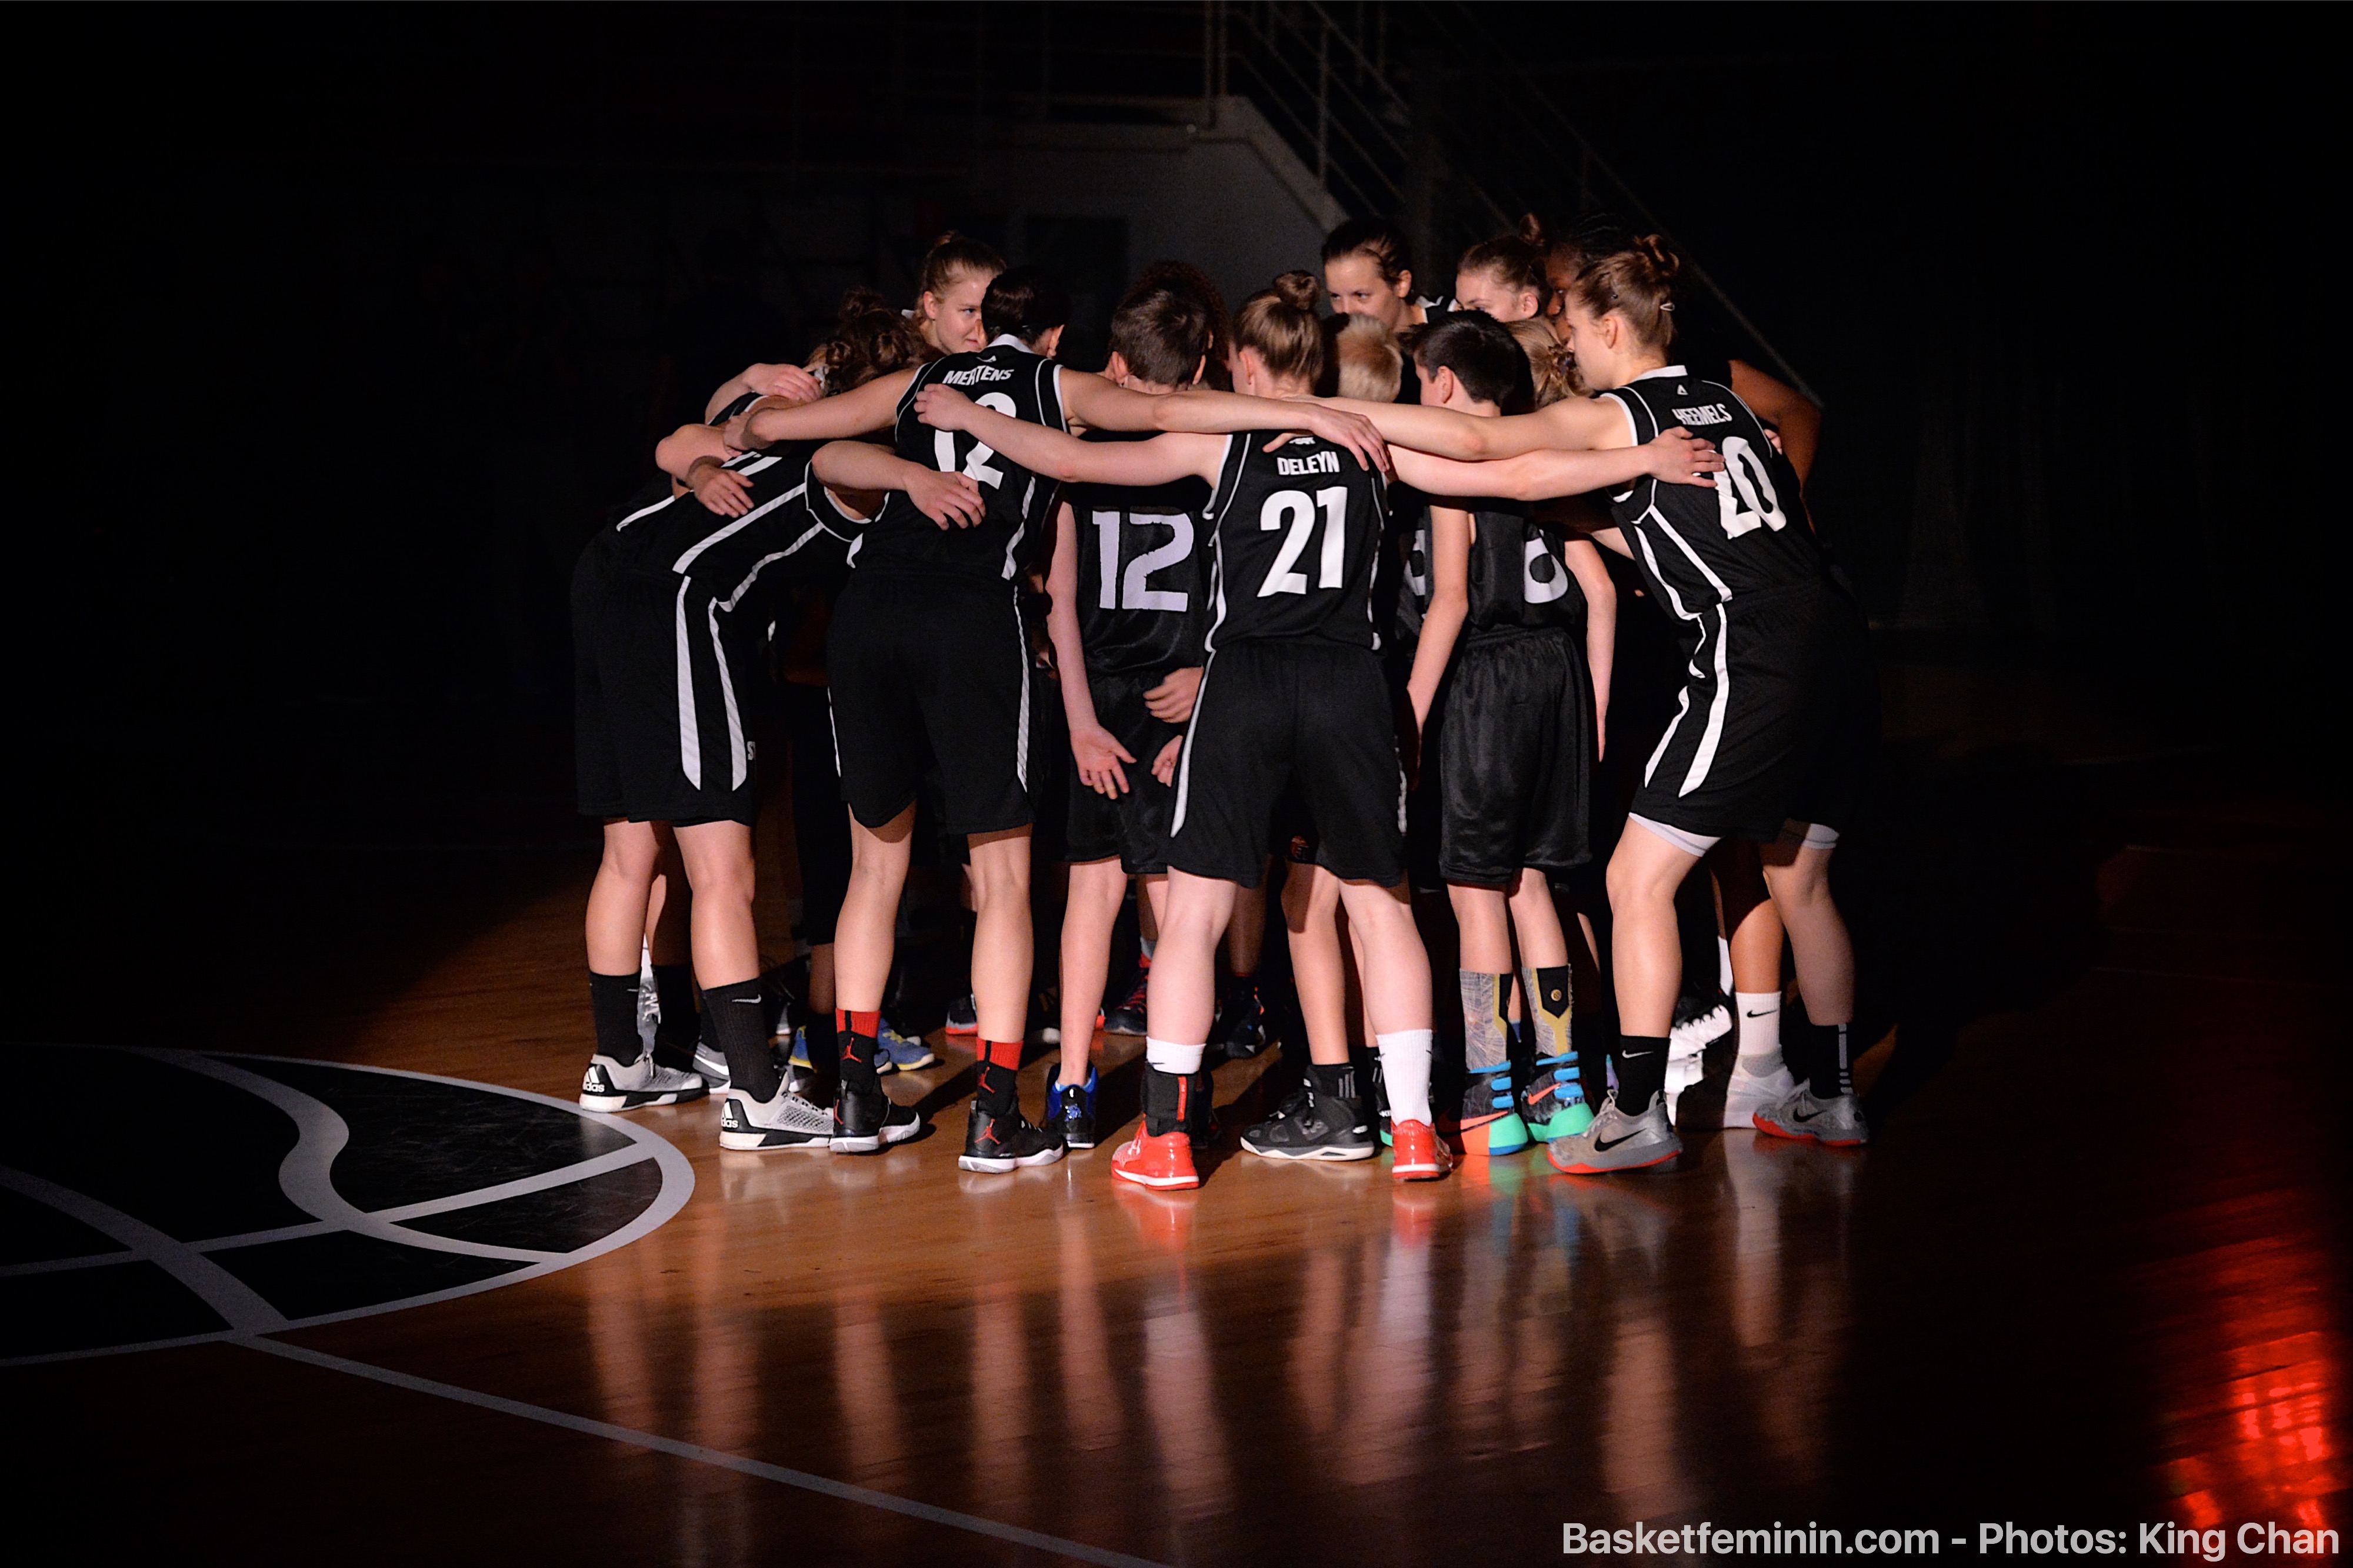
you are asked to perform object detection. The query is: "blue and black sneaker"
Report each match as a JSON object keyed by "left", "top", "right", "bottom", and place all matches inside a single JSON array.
[{"left": 1053, "top": 1067, "right": 1099, "bottom": 1150}]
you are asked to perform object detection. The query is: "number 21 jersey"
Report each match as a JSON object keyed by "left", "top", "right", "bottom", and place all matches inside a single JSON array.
[{"left": 1201, "top": 432, "right": 1390, "bottom": 653}]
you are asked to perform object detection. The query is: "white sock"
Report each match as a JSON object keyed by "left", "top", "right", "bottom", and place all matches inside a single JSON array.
[
  {"left": 1145, "top": 1037, "right": 1204, "bottom": 1075},
  {"left": 1734, "top": 991, "right": 1784, "bottom": 1073},
  {"left": 1717, "top": 936, "right": 1734, "bottom": 995},
  {"left": 1374, "top": 1029, "right": 1434, "bottom": 1125}
]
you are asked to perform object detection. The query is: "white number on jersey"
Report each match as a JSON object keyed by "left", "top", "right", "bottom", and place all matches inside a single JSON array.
[
  {"left": 934, "top": 391, "right": 1017, "bottom": 488},
  {"left": 1522, "top": 536, "right": 1571, "bottom": 603},
  {"left": 1715, "top": 435, "right": 1788, "bottom": 538},
  {"left": 1093, "top": 510, "right": 1194, "bottom": 612},
  {"left": 1257, "top": 486, "right": 1347, "bottom": 598}
]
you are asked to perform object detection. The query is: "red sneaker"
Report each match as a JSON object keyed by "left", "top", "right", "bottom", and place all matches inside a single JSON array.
[
  {"left": 1112, "top": 1125, "right": 1200, "bottom": 1190},
  {"left": 1389, "top": 1119, "right": 1452, "bottom": 1182}
]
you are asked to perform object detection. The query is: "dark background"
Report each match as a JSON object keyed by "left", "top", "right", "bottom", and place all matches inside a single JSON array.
[{"left": 9, "top": 2, "right": 2336, "bottom": 1040}]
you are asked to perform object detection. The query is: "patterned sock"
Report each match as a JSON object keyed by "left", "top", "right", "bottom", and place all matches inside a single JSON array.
[{"left": 1458, "top": 972, "right": 1511, "bottom": 1072}]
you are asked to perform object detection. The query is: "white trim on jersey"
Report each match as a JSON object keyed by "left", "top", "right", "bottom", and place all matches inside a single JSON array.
[
  {"left": 708, "top": 549, "right": 794, "bottom": 790},
  {"left": 1630, "top": 365, "right": 1691, "bottom": 383},
  {"left": 1171, "top": 516, "right": 1232, "bottom": 835},
  {"left": 674, "top": 581, "right": 703, "bottom": 789},
  {"left": 1195, "top": 435, "right": 1241, "bottom": 657},
  {"left": 987, "top": 333, "right": 1031, "bottom": 352},
  {"left": 1011, "top": 583, "right": 1032, "bottom": 792},
  {"left": 671, "top": 483, "right": 808, "bottom": 575}
]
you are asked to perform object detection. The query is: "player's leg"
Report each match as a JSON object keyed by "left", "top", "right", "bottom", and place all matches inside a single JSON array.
[
  {"left": 1751, "top": 828, "right": 1867, "bottom": 1146},
  {"left": 824, "top": 803, "right": 924, "bottom": 1152},
  {"left": 1547, "top": 816, "right": 1702, "bottom": 1173},
  {"left": 1115, "top": 866, "right": 1237, "bottom": 1190},
  {"left": 1212, "top": 867, "right": 1271, "bottom": 1057},
  {"left": 961, "top": 825, "right": 1061, "bottom": 1170},
  {"left": 579, "top": 818, "right": 710, "bottom": 1113},
  {"left": 1445, "top": 880, "right": 1527, "bottom": 1156},
  {"left": 1055, "top": 857, "right": 1126, "bottom": 1149},
  {"left": 1715, "top": 838, "right": 1796, "bottom": 1126},
  {"left": 1334, "top": 876, "right": 1444, "bottom": 1180}
]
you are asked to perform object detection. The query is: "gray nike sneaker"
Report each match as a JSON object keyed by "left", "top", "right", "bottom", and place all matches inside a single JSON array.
[
  {"left": 1544, "top": 1090, "right": 1683, "bottom": 1174},
  {"left": 1752, "top": 1086, "right": 1869, "bottom": 1147}
]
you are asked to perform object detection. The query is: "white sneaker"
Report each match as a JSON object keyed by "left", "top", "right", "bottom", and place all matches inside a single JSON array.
[
  {"left": 1722, "top": 1059, "right": 1798, "bottom": 1129},
  {"left": 1663, "top": 1052, "right": 1707, "bottom": 1123},
  {"left": 1752, "top": 1085, "right": 1869, "bottom": 1147},
  {"left": 693, "top": 1042, "right": 729, "bottom": 1089},
  {"left": 1669, "top": 1002, "right": 1731, "bottom": 1061},
  {"left": 718, "top": 1083, "right": 835, "bottom": 1151},
  {"left": 581, "top": 1053, "right": 709, "bottom": 1113}
]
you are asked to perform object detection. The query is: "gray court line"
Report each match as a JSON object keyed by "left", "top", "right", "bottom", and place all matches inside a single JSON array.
[
  {"left": 0, "top": 1146, "right": 658, "bottom": 1279},
  {"left": 0, "top": 1166, "right": 287, "bottom": 1333},
  {"left": 241, "top": 1337, "right": 1174, "bottom": 1568},
  {"left": 158, "top": 1051, "right": 566, "bottom": 1266}
]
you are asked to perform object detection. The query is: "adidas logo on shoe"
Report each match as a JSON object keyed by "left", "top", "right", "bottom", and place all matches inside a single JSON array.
[
  {"left": 582, "top": 1065, "right": 612, "bottom": 1093},
  {"left": 719, "top": 1100, "right": 744, "bottom": 1132}
]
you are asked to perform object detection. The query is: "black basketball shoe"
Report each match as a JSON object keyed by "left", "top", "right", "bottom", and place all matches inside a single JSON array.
[
  {"left": 830, "top": 1084, "right": 922, "bottom": 1154},
  {"left": 959, "top": 1104, "right": 1067, "bottom": 1173},
  {"left": 1241, "top": 1082, "right": 1375, "bottom": 1162}
]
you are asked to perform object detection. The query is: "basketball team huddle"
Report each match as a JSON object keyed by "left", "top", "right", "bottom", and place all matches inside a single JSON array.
[{"left": 569, "top": 213, "right": 1875, "bottom": 1192}]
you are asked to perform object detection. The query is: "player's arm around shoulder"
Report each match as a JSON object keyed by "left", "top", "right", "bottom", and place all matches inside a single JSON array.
[
  {"left": 812, "top": 440, "right": 984, "bottom": 530},
  {"left": 916, "top": 382, "right": 1222, "bottom": 489}
]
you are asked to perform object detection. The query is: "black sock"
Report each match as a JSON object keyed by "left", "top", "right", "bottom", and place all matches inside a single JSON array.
[
  {"left": 1615, "top": 1033, "right": 1668, "bottom": 1113},
  {"left": 1809, "top": 1021, "right": 1852, "bottom": 1100},
  {"left": 1142, "top": 1064, "right": 1185, "bottom": 1136},
  {"left": 651, "top": 963, "right": 698, "bottom": 1054},
  {"left": 588, "top": 972, "right": 643, "bottom": 1066},
  {"left": 1307, "top": 1060, "right": 1357, "bottom": 1102},
  {"left": 704, "top": 977, "right": 778, "bottom": 1101}
]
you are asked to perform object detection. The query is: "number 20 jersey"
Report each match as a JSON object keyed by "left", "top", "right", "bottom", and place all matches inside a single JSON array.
[
  {"left": 854, "top": 337, "right": 1068, "bottom": 582},
  {"left": 1601, "top": 365, "right": 1824, "bottom": 610},
  {"left": 1068, "top": 429, "right": 1211, "bottom": 676},
  {"left": 1200, "top": 431, "right": 1391, "bottom": 653}
]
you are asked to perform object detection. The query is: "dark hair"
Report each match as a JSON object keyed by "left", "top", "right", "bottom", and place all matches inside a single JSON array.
[
  {"left": 1413, "top": 312, "right": 1534, "bottom": 411},
  {"left": 981, "top": 265, "right": 1071, "bottom": 346},
  {"left": 1321, "top": 217, "right": 1413, "bottom": 286},
  {"left": 810, "top": 285, "right": 928, "bottom": 392},
  {"left": 1128, "top": 260, "right": 1231, "bottom": 386},
  {"left": 1562, "top": 228, "right": 1680, "bottom": 352},
  {"left": 1231, "top": 271, "right": 1326, "bottom": 386},
  {"left": 1457, "top": 215, "right": 1550, "bottom": 308},
  {"left": 1108, "top": 285, "right": 1211, "bottom": 388},
  {"left": 918, "top": 231, "right": 1005, "bottom": 301}
]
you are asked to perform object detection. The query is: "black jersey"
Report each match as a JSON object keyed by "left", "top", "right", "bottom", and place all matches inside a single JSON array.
[
  {"left": 1602, "top": 366, "right": 1823, "bottom": 611},
  {"left": 1201, "top": 431, "right": 1391, "bottom": 653},
  {"left": 852, "top": 336, "right": 1066, "bottom": 582},
  {"left": 1456, "top": 498, "right": 1588, "bottom": 638},
  {"left": 604, "top": 438, "right": 852, "bottom": 620},
  {"left": 1068, "top": 429, "right": 1211, "bottom": 677},
  {"left": 1391, "top": 500, "right": 1433, "bottom": 644}
]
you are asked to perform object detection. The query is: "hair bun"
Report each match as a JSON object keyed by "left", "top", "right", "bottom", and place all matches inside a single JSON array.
[
  {"left": 1516, "top": 212, "right": 1549, "bottom": 249},
  {"left": 1271, "top": 269, "right": 1322, "bottom": 313},
  {"left": 1635, "top": 233, "right": 1682, "bottom": 281}
]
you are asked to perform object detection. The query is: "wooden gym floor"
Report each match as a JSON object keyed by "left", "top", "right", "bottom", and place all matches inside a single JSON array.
[{"left": 5, "top": 699, "right": 2345, "bottom": 1563}]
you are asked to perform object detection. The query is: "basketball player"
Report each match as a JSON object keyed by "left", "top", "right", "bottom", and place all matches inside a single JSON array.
[
  {"left": 1534, "top": 232, "right": 1875, "bottom": 1172},
  {"left": 573, "top": 312, "right": 981, "bottom": 1152},
  {"left": 726, "top": 269, "right": 1389, "bottom": 1175},
  {"left": 1399, "top": 314, "right": 1617, "bottom": 1156},
  {"left": 1045, "top": 280, "right": 1216, "bottom": 1151},
  {"left": 911, "top": 232, "right": 1004, "bottom": 357},
  {"left": 1452, "top": 219, "right": 1551, "bottom": 324},
  {"left": 912, "top": 273, "right": 1720, "bottom": 1190},
  {"left": 1322, "top": 218, "right": 1445, "bottom": 338}
]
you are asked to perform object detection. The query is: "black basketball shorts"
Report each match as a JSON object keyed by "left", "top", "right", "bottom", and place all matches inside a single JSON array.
[
  {"left": 1437, "top": 628, "right": 1594, "bottom": 885},
  {"left": 1632, "top": 583, "right": 1877, "bottom": 843},
  {"left": 574, "top": 536, "right": 769, "bottom": 827},
  {"left": 1065, "top": 667, "right": 1182, "bottom": 874},
  {"left": 1168, "top": 639, "right": 1406, "bottom": 889},
  {"left": 826, "top": 572, "right": 1034, "bottom": 837}
]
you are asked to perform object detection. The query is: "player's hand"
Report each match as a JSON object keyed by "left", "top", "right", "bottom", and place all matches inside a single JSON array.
[
  {"left": 1071, "top": 722, "right": 1135, "bottom": 798},
  {"left": 1143, "top": 665, "right": 1204, "bottom": 723},
  {"left": 912, "top": 385, "right": 976, "bottom": 431},
  {"left": 1279, "top": 402, "right": 1392, "bottom": 479},
  {"left": 754, "top": 363, "right": 825, "bottom": 405},
  {"left": 908, "top": 468, "right": 986, "bottom": 530},
  {"left": 722, "top": 395, "right": 784, "bottom": 452},
  {"left": 1151, "top": 736, "right": 1182, "bottom": 786},
  {"left": 1648, "top": 428, "right": 1722, "bottom": 488},
  {"left": 687, "top": 459, "right": 752, "bottom": 518}
]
